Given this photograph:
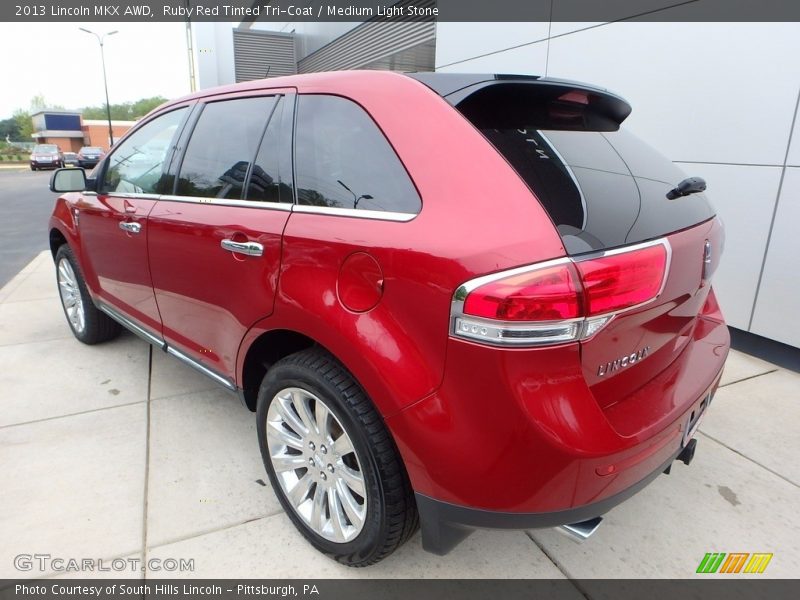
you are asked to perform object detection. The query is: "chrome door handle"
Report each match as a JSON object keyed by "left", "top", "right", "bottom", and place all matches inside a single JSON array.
[
  {"left": 220, "top": 239, "right": 263, "bottom": 257},
  {"left": 119, "top": 221, "right": 142, "bottom": 234}
]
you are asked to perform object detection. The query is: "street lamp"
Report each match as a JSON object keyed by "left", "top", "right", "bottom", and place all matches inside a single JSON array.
[{"left": 79, "top": 28, "right": 118, "bottom": 148}]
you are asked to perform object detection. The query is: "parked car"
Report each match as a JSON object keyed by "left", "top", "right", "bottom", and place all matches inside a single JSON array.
[
  {"left": 77, "top": 146, "right": 104, "bottom": 168},
  {"left": 30, "top": 144, "right": 62, "bottom": 170},
  {"left": 48, "top": 71, "right": 729, "bottom": 567},
  {"left": 62, "top": 152, "right": 80, "bottom": 168}
]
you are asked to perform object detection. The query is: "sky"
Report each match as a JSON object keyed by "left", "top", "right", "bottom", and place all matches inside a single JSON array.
[{"left": 0, "top": 22, "right": 192, "bottom": 118}]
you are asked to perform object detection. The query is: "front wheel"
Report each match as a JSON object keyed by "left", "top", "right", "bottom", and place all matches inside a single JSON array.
[
  {"left": 256, "top": 348, "right": 418, "bottom": 566},
  {"left": 55, "top": 244, "right": 120, "bottom": 344}
]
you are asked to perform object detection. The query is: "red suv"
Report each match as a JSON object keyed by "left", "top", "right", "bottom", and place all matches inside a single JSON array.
[{"left": 48, "top": 71, "right": 728, "bottom": 566}]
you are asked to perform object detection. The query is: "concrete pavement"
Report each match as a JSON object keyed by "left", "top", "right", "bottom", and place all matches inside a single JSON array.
[{"left": 1, "top": 252, "right": 798, "bottom": 580}]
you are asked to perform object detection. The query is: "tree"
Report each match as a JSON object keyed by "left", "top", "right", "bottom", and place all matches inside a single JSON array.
[
  {"left": 13, "top": 109, "right": 33, "bottom": 140},
  {"left": 0, "top": 118, "right": 20, "bottom": 141},
  {"left": 81, "top": 96, "right": 167, "bottom": 121}
]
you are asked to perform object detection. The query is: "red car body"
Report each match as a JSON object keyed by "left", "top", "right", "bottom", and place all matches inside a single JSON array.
[{"left": 49, "top": 71, "right": 729, "bottom": 556}]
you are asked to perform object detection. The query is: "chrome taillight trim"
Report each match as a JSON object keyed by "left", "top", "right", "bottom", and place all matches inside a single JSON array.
[{"left": 450, "top": 238, "right": 672, "bottom": 347}]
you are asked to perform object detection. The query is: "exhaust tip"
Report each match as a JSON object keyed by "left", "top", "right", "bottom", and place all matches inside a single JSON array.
[{"left": 557, "top": 516, "right": 603, "bottom": 543}]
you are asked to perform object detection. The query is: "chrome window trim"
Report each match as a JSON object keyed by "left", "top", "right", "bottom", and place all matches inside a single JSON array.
[
  {"left": 158, "top": 194, "right": 293, "bottom": 211},
  {"left": 105, "top": 192, "right": 161, "bottom": 201},
  {"left": 293, "top": 204, "right": 416, "bottom": 222},
  {"left": 537, "top": 130, "right": 588, "bottom": 231},
  {"left": 449, "top": 237, "right": 672, "bottom": 347}
]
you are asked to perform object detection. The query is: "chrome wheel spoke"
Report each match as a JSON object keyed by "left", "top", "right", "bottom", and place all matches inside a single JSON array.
[
  {"left": 338, "top": 464, "right": 365, "bottom": 497},
  {"left": 315, "top": 401, "right": 330, "bottom": 440},
  {"left": 287, "top": 472, "right": 313, "bottom": 506},
  {"left": 274, "top": 393, "right": 308, "bottom": 437},
  {"left": 57, "top": 258, "right": 85, "bottom": 334},
  {"left": 327, "top": 487, "right": 347, "bottom": 542},
  {"left": 266, "top": 386, "right": 367, "bottom": 544},
  {"left": 335, "top": 479, "right": 365, "bottom": 529},
  {"left": 267, "top": 420, "right": 304, "bottom": 450},
  {"left": 272, "top": 452, "right": 308, "bottom": 472},
  {"left": 333, "top": 434, "right": 354, "bottom": 457},
  {"left": 310, "top": 484, "right": 326, "bottom": 532},
  {"left": 291, "top": 390, "right": 317, "bottom": 434}
]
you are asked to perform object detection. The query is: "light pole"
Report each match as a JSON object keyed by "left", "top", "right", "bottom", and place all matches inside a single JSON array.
[{"left": 80, "top": 28, "right": 118, "bottom": 148}]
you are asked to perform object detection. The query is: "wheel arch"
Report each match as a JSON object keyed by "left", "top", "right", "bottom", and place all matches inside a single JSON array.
[{"left": 238, "top": 328, "right": 318, "bottom": 411}]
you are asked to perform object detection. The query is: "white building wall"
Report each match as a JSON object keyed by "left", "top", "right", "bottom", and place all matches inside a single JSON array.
[
  {"left": 193, "top": 22, "right": 236, "bottom": 88},
  {"left": 436, "top": 21, "right": 800, "bottom": 347}
]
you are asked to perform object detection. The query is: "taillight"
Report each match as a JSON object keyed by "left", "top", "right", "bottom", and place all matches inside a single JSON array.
[
  {"left": 576, "top": 243, "right": 667, "bottom": 316},
  {"left": 463, "top": 263, "right": 582, "bottom": 321},
  {"left": 452, "top": 240, "right": 670, "bottom": 347}
]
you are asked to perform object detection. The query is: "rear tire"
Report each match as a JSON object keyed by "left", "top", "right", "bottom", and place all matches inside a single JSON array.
[
  {"left": 256, "top": 348, "right": 418, "bottom": 566},
  {"left": 55, "top": 244, "right": 120, "bottom": 345}
]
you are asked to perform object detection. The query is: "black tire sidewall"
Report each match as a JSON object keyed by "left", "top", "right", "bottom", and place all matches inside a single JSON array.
[
  {"left": 256, "top": 361, "right": 389, "bottom": 564},
  {"left": 54, "top": 244, "right": 118, "bottom": 345}
]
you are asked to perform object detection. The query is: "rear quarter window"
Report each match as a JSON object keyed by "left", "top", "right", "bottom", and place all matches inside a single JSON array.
[{"left": 294, "top": 95, "right": 421, "bottom": 215}]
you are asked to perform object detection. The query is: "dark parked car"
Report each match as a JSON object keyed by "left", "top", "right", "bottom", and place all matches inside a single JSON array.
[
  {"left": 62, "top": 152, "right": 80, "bottom": 167},
  {"left": 30, "top": 144, "right": 62, "bottom": 170},
  {"left": 48, "top": 71, "right": 728, "bottom": 566},
  {"left": 77, "top": 146, "right": 104, "bottom": 168}
]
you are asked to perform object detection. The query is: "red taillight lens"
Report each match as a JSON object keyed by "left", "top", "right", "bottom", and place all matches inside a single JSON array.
[
  {"left": 576, "top": 244, "right": 667, "bottom": 316},
  {"left": 463, "top": 263, "right": 582, "bottom": 321}
]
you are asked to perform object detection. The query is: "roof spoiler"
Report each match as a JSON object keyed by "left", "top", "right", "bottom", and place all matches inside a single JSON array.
[{"left": 407, "top": 73, "right": 632, "bottom": 132}]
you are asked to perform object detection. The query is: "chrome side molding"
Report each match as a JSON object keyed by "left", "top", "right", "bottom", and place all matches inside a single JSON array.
[
  {"left": 98, "top": 303, "right": 164, "bottom": 348},
  {"left": 166, "top": 346, "right": 236, "bottom": 391},
  {"left": 97, "top": 302, "right": 236, "bottom": 392}
]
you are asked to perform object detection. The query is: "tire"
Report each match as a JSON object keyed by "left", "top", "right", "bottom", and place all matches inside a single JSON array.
[
  {"left": 31, "top": 166, "right": 36, "bottom": 171},
  {"left": 54, "top": 244, "right": 120, "bottom": 345},
  {"left": 256, "top": 348, "right": 418, "bottom": 566}
]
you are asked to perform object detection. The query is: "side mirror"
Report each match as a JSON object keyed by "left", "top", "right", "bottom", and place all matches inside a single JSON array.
[{"left": 50, "top": 168, "right": 88, "bottom": 193}]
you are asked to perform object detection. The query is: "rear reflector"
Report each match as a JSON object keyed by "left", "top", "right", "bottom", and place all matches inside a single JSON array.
[{"left": 452, "top": 240, "right": 670, "bottom": 346}]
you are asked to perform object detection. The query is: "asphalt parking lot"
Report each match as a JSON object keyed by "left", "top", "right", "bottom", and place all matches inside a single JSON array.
[
  {"left": 0, "top": 247, "right": 798, "bottom": 581},
  {"left": 0, "top": 167, "right": 59, "bottom": 287}
]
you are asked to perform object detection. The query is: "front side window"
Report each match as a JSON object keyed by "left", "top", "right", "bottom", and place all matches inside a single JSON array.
[
  {"left": 176, "top": 96, "right": 277, "bottom": 199},
  {"left": 101, "top": 107, "right": 187, "bottom": 195},
  {"left": 294, "top": 95, "right": 421, "bottom": 214}
]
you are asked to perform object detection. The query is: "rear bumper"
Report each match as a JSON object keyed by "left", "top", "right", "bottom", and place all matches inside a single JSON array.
[
  {"left": 78, "top": 160, "right": 99, "bottom": 168},
  {"left": 416, "top": 441, "right": 686, "bottom": 554},
  {"left": 386, "top": 292, "right": 729, "bottom": 553}
]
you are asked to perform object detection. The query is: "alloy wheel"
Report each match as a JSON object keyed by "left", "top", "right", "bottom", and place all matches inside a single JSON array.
[
  {"left": 57, "top": 258, "right": 85, "bottom": 334},
  {"left": 266, "top": 387, "right": 367, "bottom": 543}
]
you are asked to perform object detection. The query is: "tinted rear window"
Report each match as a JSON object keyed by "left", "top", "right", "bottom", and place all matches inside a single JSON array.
[{"left": 460, "top": 105, "right": 714, "bottom": 253}]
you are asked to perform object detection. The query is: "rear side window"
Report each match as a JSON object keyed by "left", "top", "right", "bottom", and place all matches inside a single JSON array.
[
  {"left": 294, "top": 95, "right": 420, "bottom": 215},
  {"left": 176, "top": 96, "right": 277, "bottom": 199}
]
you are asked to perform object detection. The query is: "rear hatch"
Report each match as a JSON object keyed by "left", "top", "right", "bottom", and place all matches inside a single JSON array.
[{"left": 412, "top": 74, "right": 721, "bottom": 412}]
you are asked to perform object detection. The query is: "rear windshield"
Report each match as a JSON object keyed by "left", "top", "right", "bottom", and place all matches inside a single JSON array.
[
  {"left": 81, "top": 147, "right": 102, "bottom": 153},
  {"left": 455, "top": 85, "right": 715, "bottom": 254}
]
